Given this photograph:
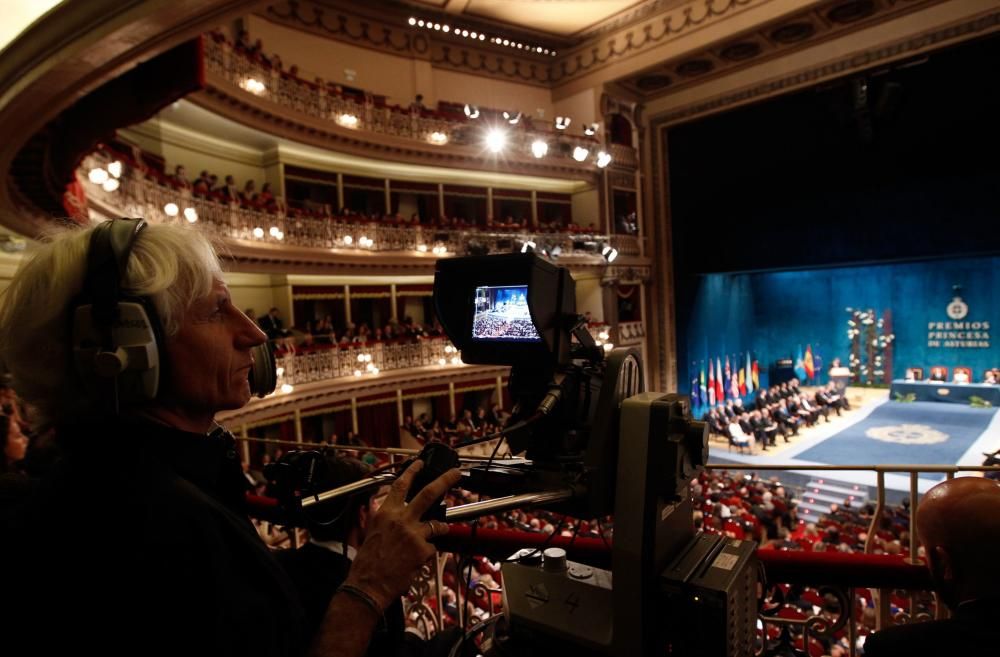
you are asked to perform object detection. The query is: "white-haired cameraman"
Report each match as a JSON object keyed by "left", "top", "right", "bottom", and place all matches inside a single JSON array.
[{"left": 0, "top": 219, "right": 459, "bottom": 657}]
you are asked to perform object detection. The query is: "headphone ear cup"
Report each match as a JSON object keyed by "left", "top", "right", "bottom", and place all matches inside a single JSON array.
[{"left": 72, "top": 300, "right": 161, "bottom": 402}]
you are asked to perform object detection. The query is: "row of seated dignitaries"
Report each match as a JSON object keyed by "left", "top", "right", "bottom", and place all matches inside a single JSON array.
[
  {"left": 703, "top": 380, "right": 849, "bottom": 450},
  {"left": 0, "top": 220, "right": 461, "bottom": 657}
]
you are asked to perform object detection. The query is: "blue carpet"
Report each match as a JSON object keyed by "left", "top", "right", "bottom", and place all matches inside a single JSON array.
[{"left": 796, "top": 401, "right": 998, "bottom": 479}]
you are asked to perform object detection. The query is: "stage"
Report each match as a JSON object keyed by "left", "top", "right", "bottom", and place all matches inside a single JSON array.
[{"left": 708, "top": 388, "right": 1000, "bottom": 495}]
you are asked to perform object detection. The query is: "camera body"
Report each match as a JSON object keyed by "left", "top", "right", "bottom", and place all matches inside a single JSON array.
[{"left": 433, "top": 254, "right": 758, "bottom": 657}]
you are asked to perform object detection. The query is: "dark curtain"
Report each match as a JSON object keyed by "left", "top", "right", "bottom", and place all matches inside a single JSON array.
[
  {"left": 433, "top": 395, "right": 452, "bottom": 422},
  {"left": 330, "top": 410, "right": 354, "bottom": 443},
  {"left": 356, "top": 402, "right": 400, "bottom": 448}
]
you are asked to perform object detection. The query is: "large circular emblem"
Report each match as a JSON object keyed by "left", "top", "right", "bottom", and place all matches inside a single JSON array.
[
  {"left": 947, "top": 296, "right": 968, "bottom": 320},
  {"left": 866, "top": 424, "right": 949, "bottom": 445}
]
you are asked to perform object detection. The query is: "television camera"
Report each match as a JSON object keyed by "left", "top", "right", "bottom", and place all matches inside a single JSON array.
[{"left": 266, "top": 253, "right": 758, "bottom": 656}]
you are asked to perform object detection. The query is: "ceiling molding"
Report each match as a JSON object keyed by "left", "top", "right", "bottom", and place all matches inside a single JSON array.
[
  {"left": 617, "top": 0, "right": 950, "bottom": 100},
  {"left": 263, "top": 0, "right": 555, "bottom": 86},
  {"left": 647, "top": 7, "right": 1000, "bottom": 126}
]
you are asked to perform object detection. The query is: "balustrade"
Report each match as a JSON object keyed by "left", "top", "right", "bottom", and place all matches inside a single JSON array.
[
  {"left": 204, "top": 36, "right": 609, "bottom": 168},
  {"left": 83, "top": 154, "right": 614, "bottom": 258}
]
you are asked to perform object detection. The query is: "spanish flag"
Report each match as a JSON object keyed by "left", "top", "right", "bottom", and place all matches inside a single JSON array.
[{"left": 804, "top": 345, "right": 815, "bottom": 380}]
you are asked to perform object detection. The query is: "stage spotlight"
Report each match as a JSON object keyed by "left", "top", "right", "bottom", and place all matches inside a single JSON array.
[
  {"left": 531, "top": 140, "right": 549, "bottom": 158},
  {"left": 163, "top": 202, "right": 179, "bottom": 216},
  {"left": 601, "top": 244, "right": 619, "bottom": 262},
  {"left": 442, "top": 25, "right": 450, "bottom": 33},
  {"left": 486, "top": 128, "right": 507, "bottom": 153},
  {"left": 408, "top": 17, "right": 416, "bottom": 26},
  {"left": 584, "top": 123, "right": 599, "bottom": 136},
  {"left": 573, "top": 146, "right": 590, "bottom": 162},
  {"left": 417, "top": 243, "right": 428, "bottom": 252},
  {"left": 428, "top": 131, "right": 448, "bottom": 145},
  {"left": 102, "top": 178, "right": 120, "bottom": 192},
  {"left": 418, "top": 19, "right": 424, "bottom": 27},
  {"left": 479, "top": 34, "right": 485, "bottom": 40},
  {"left": 464, "top": 104, "right": 480, "bottom": 119},
  {"left": 596, "top": 151, "right": 612, "bottom": 168},
  {"left": 107, "top": 161, "right": 122, "bottom": 178},
  {"left": 88, "top": 168, "right": 109, "bottom": 185},
  {"left": 343, "top": 235, "right": 354, "bottom": 245},
  {"left": 253, "top": 227, "right": 265, "bottom": 239},
  {"left": 183, "top": 207, "right": 198, "bottom": 223},
  {"left": 555, "top": 116, "right": 571, "bottom": 130},
  {"left": 520, "top": 240, "right": 536, "bottom": 253},
  {"left": 502, "top": 111, "right": 521, "bottom": 125}
]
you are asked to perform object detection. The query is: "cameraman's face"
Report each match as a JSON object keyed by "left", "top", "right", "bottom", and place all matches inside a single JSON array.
[{"left": 160, "top": 279, "right": 266, "bottom": 425}]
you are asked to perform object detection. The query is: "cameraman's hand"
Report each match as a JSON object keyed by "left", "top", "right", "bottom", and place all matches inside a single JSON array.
[{"left": 344, "top": 460, "right": 461, "bottom": 610}]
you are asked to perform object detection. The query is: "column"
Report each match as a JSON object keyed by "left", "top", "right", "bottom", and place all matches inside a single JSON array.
[
  {"left": 530, "top": 190, "right": 538, "bottom": 227},
  {"left": 486, "top": 187, "right": 493, "bottom": 221},
  {"left": 438, "top": 183, "right": 445, "bottom": 218},
  {"left": 448, "top": 382, "right": 456, "bottom": 417},
  {"left": 336, "top": 172, "right": 344, "bottom": 211},
  {"left": 495, "top": 376, "right": 504, "bottom": 406},
  {"left": 390, "top": 284, "right": 398, "bottom": 321},
  {"left": 344, "top": 284, "right": 352, "bottom": 324},
  {"left": 384, "top": 179, "right": 392, "bottom": 215},
  {"left": 240, "top": 424, "right": 250, "bottom": 463},
  {"left": 294, "top": 408, "right": 303, "bottom": 443},
  {"left": 351, "top": 397, "right": 359, "bottom": 434},
  {"left": 397, "top": 388, "right": 404, "bottom": 425},
  {"left": 638, "top": 282, "right": 650, "bottom": 390}
]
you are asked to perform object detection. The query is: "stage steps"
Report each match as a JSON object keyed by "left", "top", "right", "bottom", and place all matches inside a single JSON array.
[{"left": 797, "top": 477, "right": 869, "bottom": 522}]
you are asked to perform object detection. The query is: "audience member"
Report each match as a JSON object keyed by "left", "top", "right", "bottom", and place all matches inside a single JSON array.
[{"left": 863, "top": 478, "right": 1000, "bottom": 655}]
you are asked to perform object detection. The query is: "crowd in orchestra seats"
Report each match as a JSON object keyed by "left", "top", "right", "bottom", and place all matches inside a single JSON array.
[
  {"left": 703, "top": 378, "right": 850, "bottom": 452},
  {"left": 471, "top": 312, "right": 537, "bottom": 340},
  {"left": 95, "top": 141, "right": 597, "bottom": 233},
  {"left": 212, "top": 29, "right": 603, "bottom": 144},
  {"left": 692, "top": 467, "right": 927, "bottom": 655}
]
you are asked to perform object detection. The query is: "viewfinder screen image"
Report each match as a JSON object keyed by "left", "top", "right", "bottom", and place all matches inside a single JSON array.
[{"left": 471, "top": 285, "right": 542, "bottom": 342}]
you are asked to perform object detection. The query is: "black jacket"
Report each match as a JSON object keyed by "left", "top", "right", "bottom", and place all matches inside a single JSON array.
[
  {"left": 2, "top": 418, "right": 306, "bottom": 657},
  {"left": 862, "top": 597, "right": 1000, "bottom": 657}
]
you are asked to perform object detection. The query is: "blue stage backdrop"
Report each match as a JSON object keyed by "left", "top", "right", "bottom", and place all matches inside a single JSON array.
[{"left": 679, "top": 256, "right": 999, "bottom": 396}]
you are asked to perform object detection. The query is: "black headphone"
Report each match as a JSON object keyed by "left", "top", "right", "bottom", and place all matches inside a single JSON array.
[
  {"left": 72, "top": 219, "right": 164, "bottom": 414},
  {"left": 72, "top": 218, "right": 277, "bottom": 415}
]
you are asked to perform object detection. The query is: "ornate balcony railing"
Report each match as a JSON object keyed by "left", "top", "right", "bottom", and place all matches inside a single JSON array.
[
  {"left": 243, "top": 452, "right": 999, "bottom": 655},
  {"left": 203, "top": 36, "right": 610, "bottom": 169},
  {"left": 273, "top": 337, "right": 458, "bottom": 387},
  {"left": 82, "top": 154, "right": 615, "bottom": 260},
  {"left": 609, "top": 234, "right": 643, "bottom": 257},
  {"left": 608, "top": 143, "right": 638, "bottom": 168}
]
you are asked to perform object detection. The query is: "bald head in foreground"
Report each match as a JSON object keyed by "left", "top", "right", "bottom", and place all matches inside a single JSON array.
[{"left": 863, "top": 477, "right": 1000, "bottom": 656}]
